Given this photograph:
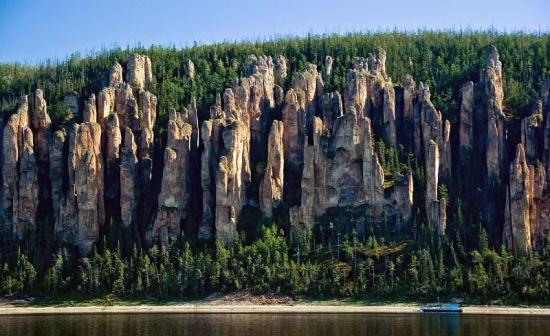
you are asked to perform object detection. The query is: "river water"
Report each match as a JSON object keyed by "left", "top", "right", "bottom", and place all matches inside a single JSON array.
[{"left": 0, "top": 313, "right": 549, "bottom": 336}]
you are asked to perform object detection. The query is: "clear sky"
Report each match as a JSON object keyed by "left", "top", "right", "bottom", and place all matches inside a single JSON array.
[{"left": 0, "top": 0, "right": 548, "bottom": 64}]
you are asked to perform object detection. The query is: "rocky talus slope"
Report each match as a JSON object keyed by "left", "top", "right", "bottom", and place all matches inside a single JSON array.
[{"left": 1, "top": 47, "right": 549, "bottom": 254}]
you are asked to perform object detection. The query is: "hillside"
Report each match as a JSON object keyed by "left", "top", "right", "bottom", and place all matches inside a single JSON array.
[{"left": 1, "top": 32, "right": 550, "bottom": 303}]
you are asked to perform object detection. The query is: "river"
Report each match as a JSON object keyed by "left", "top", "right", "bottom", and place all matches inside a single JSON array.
[{"left": 1, "top": 313, "right": 549, "bottom": 335}]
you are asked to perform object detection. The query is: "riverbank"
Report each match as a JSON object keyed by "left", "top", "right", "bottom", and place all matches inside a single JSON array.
[
  {"left": 2, "top": 303, "right": 550, "bottom": 315},
  {"left": 2, "top": 292, "right": 550, "bottom": 315}
]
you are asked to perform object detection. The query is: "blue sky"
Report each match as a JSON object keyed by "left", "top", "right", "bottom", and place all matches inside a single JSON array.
[{"left": 0, "top": 0, "right": 548, "bottom": 63}]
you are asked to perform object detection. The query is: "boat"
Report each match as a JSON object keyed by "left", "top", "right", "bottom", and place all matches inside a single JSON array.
[{"left": 419, "top": 303, "right": 463, "bottom": 313}]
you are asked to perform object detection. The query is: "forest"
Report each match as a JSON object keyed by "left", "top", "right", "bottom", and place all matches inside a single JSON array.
[{"left": 1, "top": 31, "right": 550, "bottom": 304}]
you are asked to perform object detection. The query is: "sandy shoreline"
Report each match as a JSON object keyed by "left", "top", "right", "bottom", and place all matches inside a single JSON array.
[{"left": 1, "top": 304, "right": 550, "bottom": 316}]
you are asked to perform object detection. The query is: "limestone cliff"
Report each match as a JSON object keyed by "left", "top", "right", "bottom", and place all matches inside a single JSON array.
[{"left": 2, "top": 47, "right": 548, "bottom": 255}]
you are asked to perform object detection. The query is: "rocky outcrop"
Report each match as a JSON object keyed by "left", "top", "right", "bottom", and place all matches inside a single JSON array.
[
  {"left": 289, "top": 117, "right": 325, "bottom": 230},
  {"left": 64, "top": 91, "right": 80, "bottom": 120},
  {"left": 97, "top": 87, "right": 115, "bottom": 127},
  {"left": 16, "top": 127, "right": 39, "bottom": 240},
  {"left": 260, "top": 120, "right": 284, "bottom": 217},
  {"left": 274, "top": 55, "right": 288, "bottom": 84},
  {"left": 49, "top": 130, "right": 65, "bottom": 235},
  {"left": 83, "top": 94, "right": 97, "bottom": 123},
  {"left": 441, "top": 120, "right": 452, "bottom": 182},
  {"left": 215, "top": 120, "right": 250, "bottom": 243},
  {"left": 368, "top": 48, "right": 387, "bottom": 80},
  {"left": 57, "top": 122, "right": 104, "bottom": 254},
  {"left": 109, "top": 63, "right": 123, "bottom": 86},
  {"left": 282, "top": 89, "right": 306, "bottom": 174},
  {"left": 104, "top": 114, "right": 121, "bottom": 200},
  {"left": 389, "top": 172, "right": 414, "bottom": 233},
  {"left": 329, "top": 112, "right": 364, "bottom": 207},
  {"left": 507, "top": 79, "right": 550, "bottom": 250},
  {"left": 184, "top": 59, "right": 195, "bottom": 80},
  {"left": 320, "top": 92, "right": 343, "bottom": 134},
  {"left": 136, "top": 89, "right": 157, "bottom": 226},
  {"left": 2, "top": 97, "right": 38, "bottom": 242},
  {"left": 362, "top": 117, "right": 384, "bottom": 218},
  {"left": 198, "top": 120, "right": 215, "bottom": 240},
  {"left": 529, "top": 163, "right": 548, "bottom": 249},
  {"left": 127, "top": 54, "right": 152, "bottom": 90},
  {"left": 459, "top": 81, "right": 474, "bottom": 164},
  {"left": 504, "top": 144, "right": 532, "bottom": 253},
  {"left": 152, "top": 110, "right": 192, "bottom": 245},
  {"left": 397, "top": 74, "right": 416, "bottom": 151},
  {"left": 382, "top": 83, "right": 397, "bottom": 146},
  {"left": 483, "top": 45, "right": 506, "bottom": 185},
  {"left": 521, "top": 101, "right": 543, "bottom": 163},
  {"left": 344, "top": 60, "right": 368, "bottom": 118},
  {"left": 426, "top": 140, "right": 445, "bottom": 234},
  {"left": 32, "top": 89, "right": 51, "bottom": 164},
  {"left": 114, "top": 83, "right": 138, "bottom": 129},
  {"left": 542, "top": 79, "right": 550, "bottom": 179},
  {"left": 5, "top": 46, "right": 544, "bottom": 256},
  {"left": 457, "top": 46, "right": 507, "bottom": 238},
  {"left": 324, "top": 56, "right": 333, "bottom": 80}
]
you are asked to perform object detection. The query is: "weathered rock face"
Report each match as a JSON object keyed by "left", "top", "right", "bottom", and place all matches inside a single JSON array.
[
  {"left": 32, "top": 89, "right": 53, "bottom": 235},
  {"left": 64, "top": 91, "right": 80, "bottom": 120},
  {"left": 215, "top": 120, "right": 250, "bottom": 243},
  {"left": 114, "top": 83, "right": 138, "bottom": 129},
  {"left": 59, "top": 122, "right": 104, "bottom": 254},
  {"left": 382, "top": 84, "right": 397, "bottom": 146},
  {"left": 483, "top": 45, "right": 506, "bottom": 185},
  {"left": 362, "top": 117, "right": 384, "bottom": 218},
  {"left": 152, "top": 110, "right": 193, "bottom": 245},
  {"left": 426, "top": 140, "right": 445, "bottom": 234},
  {"left": 260, "top": 120, "right": 284, "bottom": 217},
  {"left": 109, "top": 63, "right": 123, "bottom": 86},
  {"left": 324, "top": 56, "right": 334, "bottom": 79},
  {"left": 330, "top": 113, "right": 364, "bottom": 207},
  {"left": 2, "top": 96, "right": 38, "bottom": 242},
  {"left": 344, "top": 61, "right": 369, "bottom": 118},
  {"left": 105, "top": 114, "right": 122, "bottom": 201},
  {"left": 274, "top": 55, "right": 288, "bottom": 84},
  {"left": 198, "top": 120, "right": 215, "bottom": 240},
  {"left": 139, "top": 90, "right": 157, "bottom": 130},
  {"left": 97, "top": 87, "right": 115, "bottom": 127},
  {"left": 320, "top": 92, "right": 343, "bottom": 134},
  {"left": 16, "top": 127, "right": 39, "bottom": 240},
  {"left": 457, "top": 46, "right": 508, "bottom": 240},
  {"left": 83, "top": 94, "right": 97, "bottom": 123},
  {"left": 120, "top": 127, "right": 138, "bottom": 229},
  {"left": 504, "top": 144, "right": 532, "bottom": 253},
  {"left": 389, "top": 172, "right": 414, "bottom": 233},
  {"left": 459, "top": 81, "right": 474, "bottom": 163},
  {"left": 368, "top": 48, "right": 388, "bottom": 80},
  {"left": 136, "top": 89, "right": 157, "bottom": 201},
  {"left": 289, "top": 118, "right": 323, "bottom": 230},
  {"left": 32, "top": 89, "right": 51, "bottom": 163},
  {"left": 542, "top": 79, "right": 550, "bottom": 179},
  {"left": 441, "top": 120, "right": 452, "bottom": 182},
  {"left": 397, "top": 74, "right": 416, "bottom": 151},
  {"left": 49, "top": 130, "right": 65, "bottom": 235},
  {"left": 126, "top": 54, "right": 153, "bottom": 90},
  {"left": 184, "top": 59, "right": 196, "bottom": 80},
  {"left": 521, "top": 101, "right": 543, "bottom": 163},
  {"left": 6, "top": 46, "right": 546, "bottom": 256},
  {"left": 510, "top": 79, "right": 550, "bottom": 250},
  {"left": 529, "top": 163, "right": 547, "bottom": 249},
  {"left": 282, "top": 88, "right": 306, "bottom": 187},
  {"left": 238, "top": 55, "right": 276, "bottom": 154}
]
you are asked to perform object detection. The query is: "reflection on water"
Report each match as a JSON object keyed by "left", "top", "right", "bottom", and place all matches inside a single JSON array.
[{"left": 0, "top": 313, "right": 549, "bottom": 336}]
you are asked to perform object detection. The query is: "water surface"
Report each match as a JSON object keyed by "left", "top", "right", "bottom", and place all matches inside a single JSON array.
[{"left": 1, "top": 313, "right": 549, "bottom": 336}]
